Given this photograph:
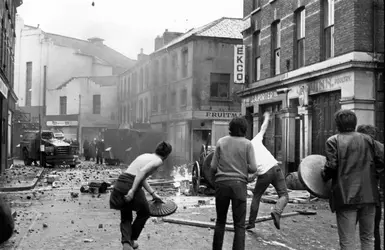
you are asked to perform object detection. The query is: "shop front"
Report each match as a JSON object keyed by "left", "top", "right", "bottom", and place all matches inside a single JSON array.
[
  {"left": 46, "top": 120, "right": 79, "bottom": 140},
  {"left": 241, "top": 69, "right": 377, "bottom": 175}
]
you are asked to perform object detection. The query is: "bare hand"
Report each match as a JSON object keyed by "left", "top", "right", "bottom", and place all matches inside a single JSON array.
[
  {"left": 124, "top": 189, "right": 135, "bottom": 203},
  {"left": 263, "top": 112, "right": 270, "bottom": 118},
  {"left": 152, "top": 192, "right": 163, "bottom": 202}
]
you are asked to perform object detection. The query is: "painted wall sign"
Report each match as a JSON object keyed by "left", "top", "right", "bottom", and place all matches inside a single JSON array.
[
  {"left": 0, "top": 77, "right": 8, "bottom": 99},
  {"left": 46, "top": 121, "right": 79, "bottom": 127},
  {"left": 194, "top": 111, "right": 242, "bottom": 120},
  {"left": 309, "top": 74, "right": 352, "bottom": 94},
  {"left": 234, "top": 45, "right": 245, "bottom": 84},
  {"left": 247, "top": 91, "right": 278, "bottom": 104}
]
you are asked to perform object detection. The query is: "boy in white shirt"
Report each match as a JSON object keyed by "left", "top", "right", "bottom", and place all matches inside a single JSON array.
[{"left": 246, "top": 112, "right": 289, "bottom": 230}]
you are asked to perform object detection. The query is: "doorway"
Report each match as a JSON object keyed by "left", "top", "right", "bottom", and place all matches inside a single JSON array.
[{"left": 245, "top": 106, "right": 254, "bottom": 140}]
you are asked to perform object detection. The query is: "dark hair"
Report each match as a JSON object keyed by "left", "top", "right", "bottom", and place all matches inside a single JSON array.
[
  {"left": 229, "top": 117, "right": 248, "bottom": 137},
  {"left": 155, "top": 141, "right": 172, "bottom": 158},
  {"left": 334, "top": 109, "right": 357, "bottom": 132},
  {"left": 356, "top": 124, "right": 377, "bottom": 139}
]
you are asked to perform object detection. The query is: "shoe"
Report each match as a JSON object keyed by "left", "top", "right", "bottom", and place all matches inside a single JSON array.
[
  {"left": 123, "top": 243, "right": 134, "bottom": 250},
  {"left": 245, "top": 223, "right": 255, "bottom": 230},
  {"left": 271, "top": 212, "right": 281, "bottom": 230},
  {"left": 130, "top": 240, "right": 139, "bottom": 249}
]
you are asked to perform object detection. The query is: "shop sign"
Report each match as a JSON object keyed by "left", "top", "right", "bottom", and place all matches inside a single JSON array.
[
  {"left": 195, "top": 111, "right": 242, "bottom": 120},
  {"left": 309, "top": 74, "right": 352, "bottom": 94},
  {"left": 169, "top": 111, "right": 192, "bottom": 121},
  {"left": 247, "top": 91, "right": 278, "bottom": 104},
  {"left": 234, "top": 45, "right": 245, "bottom": 84},
  {"left": 46, "top": 121, "right": 79, "bottom": 127},
  {"left": 0, "top": 77, "right": 8, "bottom": 99}
]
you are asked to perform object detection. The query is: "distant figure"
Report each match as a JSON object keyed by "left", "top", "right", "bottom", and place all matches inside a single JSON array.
[
  {"left": 321, "top": 110, "right": 384, "bottom": 249},
  {"left": 0, "top": 196, "right": 14, "bottom": 244},
  {"left": 210, "top": 117, "right": 258, "bottom": 250},
  {"left": 96, "top": 139, "right": 105, "bottom": 164},
  {"left": 356, "top": 124, "right": 384, "bottom": 250},
  {"left": 83, "top": 138, "right": 90, "bottom": 161},
  {"left": 90, "top": 138, "right": 97, "bottom": 161},
  {"left": 109, "top": 141, "right": 172, "bottom": 250}
]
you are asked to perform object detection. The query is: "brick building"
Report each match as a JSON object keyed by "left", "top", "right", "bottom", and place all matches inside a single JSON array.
[
  {"left": 0, "top": 0, "right": 22, "bottom": 173},
  {"left": 238, "top": 0, "right": 384, "bottom": 174},
  {"left": 118, "top": 17, "right": 245, "bottom": 163}
]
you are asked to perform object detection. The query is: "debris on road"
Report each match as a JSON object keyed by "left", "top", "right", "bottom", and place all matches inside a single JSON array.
[
  {"left": 84, "top": 239, "right": 94, "bottom": 243},
  {"left": 42, "top": 223, "right": 48, "bottom": 228},
  {"left": 70, "top": 192, "right": 79, "bottom": 198}
]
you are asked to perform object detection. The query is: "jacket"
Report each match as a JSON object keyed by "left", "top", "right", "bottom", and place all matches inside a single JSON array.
[{"left": 322, "top": 132, "right": 384, "bottom": 212}]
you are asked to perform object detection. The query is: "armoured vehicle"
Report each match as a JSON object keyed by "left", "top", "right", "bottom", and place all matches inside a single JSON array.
[{"left": 20, "top": 130, "right": 79, "bottom": 168}]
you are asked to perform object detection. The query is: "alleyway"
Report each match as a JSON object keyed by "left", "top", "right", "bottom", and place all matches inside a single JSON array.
[{"left": 1, "top": 163, "right": 383, "bottom": 250}]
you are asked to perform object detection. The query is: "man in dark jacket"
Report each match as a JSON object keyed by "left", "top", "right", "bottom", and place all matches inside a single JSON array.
[
  {"left": 96, "top": 139, "right": 105, "bottom": 164},
  {"left": 356, "top": 124, "right": 384, "bottom": 250},
  {"left": 321, "top": 110, "right": 384, "bottom": 249},
  {"left": 83, "top": 138, "right": 90, "bottom": 161}
]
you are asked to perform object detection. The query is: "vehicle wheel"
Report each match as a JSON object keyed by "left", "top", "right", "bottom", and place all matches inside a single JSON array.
[
  {"left": 192, "top": 161, "right": 201, "bottom": 196},
  {"left": 23, "top": 149, "right": 32, "bottom": 166},
  {"left": 69, "top": 164, "right": 76, "bottom": 168}
]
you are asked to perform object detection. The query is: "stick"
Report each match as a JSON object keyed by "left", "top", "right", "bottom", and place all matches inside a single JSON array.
[
  {"left": 162, "top": 217, "right": 235, "bottom": 231},
  {"left": 226, "top": 211, "right": 300, "bottom": 225}
]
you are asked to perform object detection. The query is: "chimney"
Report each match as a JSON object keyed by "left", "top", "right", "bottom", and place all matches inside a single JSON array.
[
  {"left": 154, "top": 35, "right": 164, "bottom": 51},
  {"left": 88, "top": 37, "right": 104, "bottom": 46},
  {"left": 137, "top": 48, "right": 149, "bottom": 62},
  {"left": 163, "top": 30, "right": 183, "bottom": 46}
]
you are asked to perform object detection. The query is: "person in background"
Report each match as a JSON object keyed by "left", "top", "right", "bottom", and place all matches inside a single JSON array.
[
  {"left": 83, "top": 137, "right": 90, "bottom": 161},
  {"left": 90, "top": 138, "right": 97, "bottom": 161},
  {"left": 356, "top": 124, "right": 384, "bottom": 250},
  {"left": 321, "top": 110, "right": 384, "bottom": 249},
  {"left": 210, "top": 116, "right": 258, "bottom": 250},
  {"left": 246, "top": 112, "right": 289, "bottom": 230},
  {"left": 96, "top": 139, "right": 105, "bottom": 164},
  {"left": 109, "top": 141, "right": 172, "bottom": 250}
]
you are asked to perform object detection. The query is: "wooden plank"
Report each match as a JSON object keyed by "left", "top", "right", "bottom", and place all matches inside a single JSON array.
[{"left": 163, "top": 217, "right": 235, "bottom": 231}]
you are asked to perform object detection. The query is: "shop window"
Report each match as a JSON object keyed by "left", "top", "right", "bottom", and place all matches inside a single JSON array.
[
  {"left": 180, "top": 88, "right": 187, "bottom": 107},
  {"left": 25, "top": 61, "right": 32, "bottom": 106},
  {"left": 152, "top": 95, "right": 158, "bottom": 113},
  {"left": 252, "top": 31, "right": 261, "bottom": 81},
  {"left": 295, "top": 8, "right": 306, "bottom": 69},
  {"left": 253, "top": 0, "right": 261, "bottom": 10},
  {"left": 210, "top": 73, "right": 230, "bottom": 99},
  {"left": 271, "top": 20, "right": 281, "bottom": 76},
  {"left": 93, "top": 94, "right": 101, "bottom": 114},
  {"left": 59, "top": 96, "right": 67, "bottom": 115},
  {"left": 323, "top": 0, "right": 334, "bottom": 59},
  {"left": 182, "top": 49, "right": 188, "bottom": 78}
]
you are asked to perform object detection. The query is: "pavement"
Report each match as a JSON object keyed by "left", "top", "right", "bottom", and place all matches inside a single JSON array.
[
  {"left": 0, "top": 161, "right": 44, "bottom": 192},
  {"left": 0, "top": 161, "right": 383, "bottom": 250}
]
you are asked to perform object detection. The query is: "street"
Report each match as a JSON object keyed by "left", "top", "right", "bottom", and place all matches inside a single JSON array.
[{"left": 1, "top": 163, "right": 383, "bottom": 250}]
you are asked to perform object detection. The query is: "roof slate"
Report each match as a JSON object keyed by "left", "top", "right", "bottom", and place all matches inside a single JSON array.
[
  {"left": 155, "top": 17, "right": 243, "bottom": 53},
  {"left": 44, "top": 32, "right": 136, "bottom": 75}
]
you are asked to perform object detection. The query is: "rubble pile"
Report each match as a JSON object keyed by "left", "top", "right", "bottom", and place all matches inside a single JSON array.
[{"left": 0, "top": 166, "right": 43, "bottom": 189}]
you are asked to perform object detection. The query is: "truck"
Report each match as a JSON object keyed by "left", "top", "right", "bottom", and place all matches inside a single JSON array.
[{"left": 20, "top": 130, "right": 80, "bottom": 168}]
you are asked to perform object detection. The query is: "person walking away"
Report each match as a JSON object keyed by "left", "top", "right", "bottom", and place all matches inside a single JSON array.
[
  {"left": 109, "top": 141, "right": 172, "bottom": 250},
  {"left": 246, "top": 112, "right": 289, "bottom": 230},
  {"left": 210, "top": 117, "right": 258, "bottom": 250},
  {"left": 356, "top": 124, "right": 384, "bottom": 250},
  {"left": 96, "top": 139, "right": 105, "bottom": 164},
  {"left": 83, "top": 138, "right": 90, "bottom": 161},
  {"left": 321, "top": 110, "right": 384, "bottom": 249}
]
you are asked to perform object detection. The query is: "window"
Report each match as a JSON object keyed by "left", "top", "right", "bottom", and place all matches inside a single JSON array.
[
  {"left": 253, "top": 0, "right": 261, "bottom": 10},
  {"left": 139, "top": 68, "right": 144, "bottom": 92},
  {"left": 162, "top": 57, "right": 167, "bottom": 84},
  {"left": 139, "top": 99, "right": 143, "bottom": 122},
  {"left": 180, "top": 88, "right": 187, "bottom": 107},
  {"left": 171, "top": 91, "right": 176, "bottom": 108},
  {"left": 296, "top": 8, "right": 306, "bottom": 68},
  {"left": 59, "top": 96, "right": 67, "bottom": 115},
  {"left": 145, "top": 66, "right": 149, "bottom": 89},
  {"left": 25, "top": 61, "right": 32, "bottom": 106},
  {"left": 144, "top": 98, "right": 148, "bottom": 121},
  {"left": 271, "top": 21, "right": 281, "bottom": 76},
  {"left": 210, "top": 73, "right": 230, "bottom": 99},
  {"left": 161, "top": 92, "right": 167, "bottom": 112},
  {"left": 152, "top": 95, "right": 158, "bottom": 112},
  {"left": 324, "top": 0, "right": 334, "bottom": 59},
  {"left": 153, "top": 61, "right": 159, "bottom": 86},
  {"left": 252, "top": 31, "right": 261, "bottom": 81},
  {"left": 182, "top": 49, "right": 188, "bottom": 78},
  {"left": 171, "top": 54, "right": 177, "bottom": 81},
  {"left": 132, "top": 72, "right": 137, "bottom": 94},
  {"left": 93, "top": 95, "right": 101, "bottom": 114},
  {"left": 127, "top": 77, "right": 131, "bottom": 97}
]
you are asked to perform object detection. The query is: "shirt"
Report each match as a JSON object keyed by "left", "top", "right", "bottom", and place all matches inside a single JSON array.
[
  {"left": 251, "top": 132, "right": 278, "bottom": 175},
  {"left": 211, "top": 135, "right": 257, "bottom": 183}
]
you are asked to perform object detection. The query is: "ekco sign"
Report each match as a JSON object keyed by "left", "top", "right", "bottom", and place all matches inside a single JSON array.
[{"left": 234, "top": 45, "right": 245, "bottom": 84}]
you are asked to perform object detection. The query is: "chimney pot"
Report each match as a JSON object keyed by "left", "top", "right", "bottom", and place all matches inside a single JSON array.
[
  {"left": 140, "top": 48, "right": 143, "bottom": 54},
  {"left": 165, "top": 29, "right": 168, "bottom": 32}
]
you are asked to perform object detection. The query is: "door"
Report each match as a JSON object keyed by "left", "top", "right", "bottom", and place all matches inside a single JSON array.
[{"left": 311, "top": 91, "right": 341, "bottom": 155}]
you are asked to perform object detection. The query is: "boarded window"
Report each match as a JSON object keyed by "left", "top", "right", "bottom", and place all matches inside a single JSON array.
[
  {"left": 93, "top": 95, "right": 101, "bottom": 114},
  {"left": 210, "top": 73, "right": 230, "bottom": 98}
]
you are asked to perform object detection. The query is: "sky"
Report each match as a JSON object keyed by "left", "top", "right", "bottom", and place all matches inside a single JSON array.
[{"left": 17, "top": 0, "right": 243, "bottom": 59}]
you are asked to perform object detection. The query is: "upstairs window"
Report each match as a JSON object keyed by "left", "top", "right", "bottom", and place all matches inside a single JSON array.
[
  {"left": 139, "top": 68, "right": 144, "bottom": 92},
  {"left": 144, "top": 98, "right": 148, "bottom": 121},
  {"left": 210, "top": 73, "right": 230, "bottom": 99},
  {"left": 139, "top": 99, "right": 143, "bottom": 122},
  {"left": 295, "top": 8, "right": 306, "bottom": 68},
  {"left": 153, "top": 60, "right": 159, "bottom": 86},
  {"left": 252, "top": 31, "right": 261, "bottom": 81},
  {"left": 59, "top": 96, "right": 67, "bottom": 115},
  {"left": 161, "top": 92, "right": 167, "bottom": 112},
  {"left": 182, "top": 49, "right": 188, "bottom": 78},
  {"left": 171, "top": 54, "right": 178, "bottom": 81},
  {"left": 152, "top": 95, "right": 158, "bottom": 112},
  {"left": 323, "top": 0, "right": 334, "bottom": 59},
  {"left": 162, "top": 57, "right": 167, "bottom": 84},
  {"left": 253, "top": 0, "right": 261, "bottom": 10},
  {"left": 171, "top": 91, "right": 176, "bottom": 108},
  {"left": 180, "top": 88, "right": 187, "bottom": 107},
  {"left": 271, "top": 20, "right": 281, "bottom": 76},
  {"left": 93, "top": 95, "right": 101, "bottom": 114},
  {"left": 145, "top": 66, "right": 149, "bottom": 89}
]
